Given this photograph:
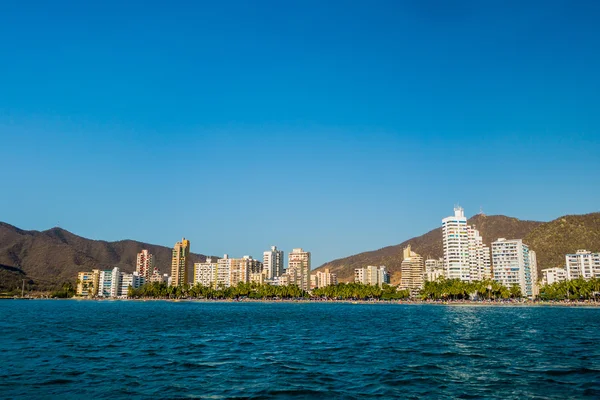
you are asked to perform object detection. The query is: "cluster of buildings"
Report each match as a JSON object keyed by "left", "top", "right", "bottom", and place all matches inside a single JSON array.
[
  {"left": 399, "top": 206, "right": 600, "bottom": 299},
  {"left": 75, "top": 206, "right": 599, "bottom": 299},
  {"left": 541, "top": 250, "right": 600, "bottom": 285},
  {"left": 76, "top": 240, "right": 341, "bottom": 298},
  {"left": 400, "top": 206, "right": 538, "bottom": 298}
]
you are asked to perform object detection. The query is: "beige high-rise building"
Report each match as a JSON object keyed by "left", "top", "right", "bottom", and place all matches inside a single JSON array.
[
  {"left": 136, "top": 249, "right": 155, "bottom": 280},
  {"left": 171, "top": 238, "right": 191, "bottom": 286},
  {"left": 311, "top": 268, "right": 337, "bottom": 289},
  {"left": 425, "top": 258, "right": 444, "bottom": 282},
  {"left": 286, "top": 248, "right": 311, "bottom": 291},
  {"left": 76, "top": 269, "right": 100, "bottom": 297},
  {"left": 354, "top": 265, "right": 389, "bottom": 287},
  {"left": 400, "top": 245, "right": 424, "bottom": 292}
]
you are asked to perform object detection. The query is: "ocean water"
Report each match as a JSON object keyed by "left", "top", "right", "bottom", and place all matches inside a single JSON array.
[{"left": 1, "top": 301, "right": 599, "bottom": 399}]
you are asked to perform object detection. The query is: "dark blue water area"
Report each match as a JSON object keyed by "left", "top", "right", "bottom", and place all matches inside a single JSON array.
[{"left": 1, "top": 301, "right": 599, "bottom": 399}]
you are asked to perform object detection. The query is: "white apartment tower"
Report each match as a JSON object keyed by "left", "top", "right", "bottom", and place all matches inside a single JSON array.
[
  {"left": 425, "top": 258, "right": 444, "bottom": 282},
  {"left": 136, "top": 249, "right": 155, "bottom": 280},
  {"left": 442, "top": 206, "right": 491, "bottom": 282},
  {"left": 194, "top": 257, "right": 219, "bottom": 288},
  {"left": 263, "top": 246, "right": 284, "bottom": 280},
  {"left": 468, "top": 226, "right": 492, "bottom": 281},
  {"left": 286, "top": 248, "right": 311, "bottom": 291},
  {"left": 541, "top": 267, "right": 567, "bottom": 285},
  {"left": 354, "top": 265, "right": 389, "bottom": 287},
  {"left": 491, "top": 238, "right": 536, "bottom": 298},
  {"left": 565, "top": 250, "right": 600, "bottom": 280},
  {"left": 442, "top": 206, "right": 470, "bottom": 281}
]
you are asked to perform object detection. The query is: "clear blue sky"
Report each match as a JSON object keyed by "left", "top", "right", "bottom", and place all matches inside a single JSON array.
[{"left": 1, "top": 0, "right": 599, "bottom": 269}]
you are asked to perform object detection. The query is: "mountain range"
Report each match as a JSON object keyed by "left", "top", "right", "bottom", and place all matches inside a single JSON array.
[
  {"left": 315, "top": 213, "right": 600, "bottom": 284},
  {"left": 0, "top": 222, "right": 212, "bottom": 292},
  {"left": 1, "top": 212, "right": 599, "bottom": 292}
]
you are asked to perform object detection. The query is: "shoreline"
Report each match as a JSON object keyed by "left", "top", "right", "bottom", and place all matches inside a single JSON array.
[{"left": 7, "top": 297, "right": 600, "bottom": 307}]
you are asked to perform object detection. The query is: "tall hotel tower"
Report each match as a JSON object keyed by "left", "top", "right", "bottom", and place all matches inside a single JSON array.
[
  {"left": 171, "top": 238, "right": 190, "bottom": 286},
  {"left": 136, "top": 249, "right": 155, "bottom": 280},
  {"left": 442, "top": 206, "right": 470, "bottom": 281},
  {"left": 263, "top": 246, "right": 284, "bottom": 280},
  {"left": 287, "top": 248, "right": 311, "bottom": 291}
]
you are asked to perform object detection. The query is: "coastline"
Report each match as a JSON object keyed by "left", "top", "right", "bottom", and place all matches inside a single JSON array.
[{"left": 9, "top": 297, "right": 600, "bottom": 307}]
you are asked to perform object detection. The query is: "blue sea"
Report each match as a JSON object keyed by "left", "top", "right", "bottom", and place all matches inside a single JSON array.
[{"left": 1, "top": 301, "right": 599, "bottom": 399}]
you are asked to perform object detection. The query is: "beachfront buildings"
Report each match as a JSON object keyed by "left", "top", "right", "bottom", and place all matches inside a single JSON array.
[
  {"left": 263, "top": 246, "right": 284, "bottom": 280},
  {"left": 354, "top": 265, "right": 389, "bottom": 287},
  {"left": 171, "top": 238, "right": 190, "bottom": 286},
  {"left": 442, "top": 206, "right": 491, "bottom": 282},
  {"left": 310, "top": 268, "right": 338, "bottom": 289},
  {"left": 149, "top": 267, "right": 169, "bottom": 283},
  {"left": 95, "top": 267, "right": 145, "bottom": 298},
  {"left": 424, "top": 258, "right": 444, "bottom": 282},
  {"left": 541, "top": 267, "right": 567, "bottom": 285},
  {"left": 285, "top": 248, "right": 311, "bottom": 291},
  {"left": 565, "top": 250, "right": 600, "bottom": 280},
  {"left": 399, "top": 245, "right": 424, "bottom": 292},
  {"left": 193, "top": 255, "right": 263, "bottom": 288},
  {"left": 491, "top": 238, "right": 537, "bottom": 298},
  {"left": 194, "top": 257, "right": 219, "bottom": 287},
  {"left": 136, "top": 250, "right": 155, "bottom": 280},
  {"left": 76, "top": 270, "right": 100, "bottom": 297}
]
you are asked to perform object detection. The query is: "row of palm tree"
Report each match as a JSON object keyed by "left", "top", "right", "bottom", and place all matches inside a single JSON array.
[
  {"left": 539, "top": 277, "right": 600, "bottom": 301},
  {"left": 312, "top": 283, "right": 410, "bottom": 300},
  {"left": 420, "top": 278, "right": 520, "bottom": 300},
  {"left": 128, "top": 281, "right": 310, "bottom": 299}
]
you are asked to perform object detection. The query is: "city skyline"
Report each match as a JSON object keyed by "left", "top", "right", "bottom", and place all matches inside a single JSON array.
[{"left": 1, "top": 1, "right": 599, "bottom": 268}]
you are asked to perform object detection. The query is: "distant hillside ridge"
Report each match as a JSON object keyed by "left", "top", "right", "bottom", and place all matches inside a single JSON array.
[
  {"left": 315, "top": 212, "right": 600, "bottom": 284},
  {"left": 0, "top": 222, "right": 214, "bottom": 292}
]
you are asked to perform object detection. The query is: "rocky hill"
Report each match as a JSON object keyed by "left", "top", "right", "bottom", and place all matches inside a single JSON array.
[
  {"left": 0, "top": 222, "right": 212, "bottom": 292},
  {"left": 315, "top": 213, "right": 600, "bottom": 284}
]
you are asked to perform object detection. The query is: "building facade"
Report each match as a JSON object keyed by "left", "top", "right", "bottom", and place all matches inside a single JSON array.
[
  {"left": 171, "top": 238, "right": 191, "bottom": 286},
  {"left": 354, "top": 265, "right": 389, "bottom": 287},
  {"left": 76, "top": 270, "right": 100, "bottom": 297},
  {"left": 400, "top": 245, "right": 424, "bottom": 292},
  {"left": 311, "top": 268, "right": 338, "bottom": 289},
  {"left": 565, "top": 250, "right": 600, "bottom": 280},
  {"left": 442, "top": 206, "right": 470, "bottom": 281},
  {"left": 263, "top": 246, "right": 284, "bottom": 280},
  {"left": 541, "top": 267, "right": 567, "bottom": 285},
  {"left": 285, "top": 248, "right": 311, "bottom": 290},
  {"left": 491, "top": 238, "right": 536, "bottom": 298},
  {"left": 136, "top": 249, "right": 155, "bottom": 280},
  {"left": 194, "top": 257, "right": 219, "bottom": 287},
  {"left": 424, "top": 258, "right": 444, "bottom": 282},
  {"left": 96, "top": 267, "right": 145, "bottom": 298}
]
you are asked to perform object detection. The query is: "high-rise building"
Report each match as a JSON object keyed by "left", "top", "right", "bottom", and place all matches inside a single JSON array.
[
  {"left": 442, "top": 206, "right": 491, "bottom": 282},
  {"left": 263, "top": 246, "right": 284, "bottom": 280},
  {"left": 217, "top": 255, "right": 231, "bottom": 288},
  {"left": 491, "top": 238, "right": 535, "bottom": 298},
  {"left": 354, "top": 265, "right": 389, "bottom": 287},
  {"left": 286, "top": 248, "right": 311, "bottom": 290},
  {"left": 442, "top": 206, "right": 470, "bottom": 281},
  {"left": 400, "top": 245, "right": 424, "bottom": 292},
  {"left": 541, "top": 267, "right": 567, "bottom": 285},
  {"left": 311, "top": 268, "right": 338, "bottom": 289},
  {"left": 468, "top": 226, "right": 492, "bottom": 281},
  {"left": 194, "top": 257, "right": 219, "bottom": 287},
  {"left": 171, "top": 238, "right": 190, "bottom": 286},
  {"left": 96, "top": 267, "right": 144, "bottom": 298},
  {"left": 565, "top": 250, "right": 600, "bottom": 280},
  {"left": 76, "top": 270, "right": 100, "bottom": 297},
  {"left": 424, "top": 258, "right": 444, "bottom": 282},
  {"left": 229, "top": 256, "right": 263, "bottom": 287},
  {"left": 136, "top": 250, "right": 155, "bottom": 280}
]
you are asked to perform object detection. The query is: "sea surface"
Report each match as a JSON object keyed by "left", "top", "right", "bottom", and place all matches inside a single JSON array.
[{"left": 1, "top": 301, "right": 599, "bottom": 399}]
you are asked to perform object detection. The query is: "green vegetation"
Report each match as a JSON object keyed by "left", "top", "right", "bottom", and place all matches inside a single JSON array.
[
  {"left": 128, "top": 281, "right": 310, "bottom": 299},
  {"left": 50, "top": 282, "right": 75, "bottom": 298},
  {"left": 420, "top": 278, "right": 518, "bottom": 300},
  {"left": 539, "top": 278, "right": 600, "bottom": 301},
  {"left": 312, "top": 283, "right": 409, "bottom": 300},
  {"left": 127, "top": 281, "right": 407, "bottom": 300}
]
